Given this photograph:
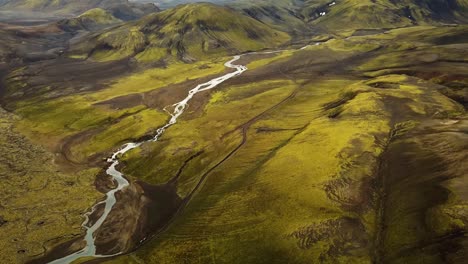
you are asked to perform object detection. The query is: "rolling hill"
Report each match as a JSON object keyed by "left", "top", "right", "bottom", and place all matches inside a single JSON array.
[
  {"left": 0, "top": 1, "right": 467, "bottom": 264},
  {"left": 305, "top": 0, "right": 468, "bottom": 31},
  {"left": 0, "top": 0, "right": 159, "bottom": 19},
  {"left": 68, "top": 3, "right": 291, "bottom": 62},
  {"left": 58, "top": 8, "right": 122, "bottom": 31},
  {"left": 141, "top": 0, "right": 468, "bottom": 33}
]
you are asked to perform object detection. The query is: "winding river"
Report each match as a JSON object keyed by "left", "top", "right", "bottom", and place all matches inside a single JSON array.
[
  {"left": 48, "top": 56, "right": 248, "bottom": 264},
  {"left": 48, "top": 42, "right": 317, "bottom": 263}
]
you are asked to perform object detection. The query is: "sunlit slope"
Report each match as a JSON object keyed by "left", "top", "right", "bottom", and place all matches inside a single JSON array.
[
  {"left": 69, "top": 3, "right": 291, "bottom": 62},
  {"left": 58, "top": 8, "right": 122, "bottom": 31},
  {"left": 101, "top": 25, "right": 467, "bottom": 264},
  {"left": 1, "top": 21, "right": 467, "bottom": 264},
  {"left": 0, "top": 107, "right": 101, "bottom": 264}
]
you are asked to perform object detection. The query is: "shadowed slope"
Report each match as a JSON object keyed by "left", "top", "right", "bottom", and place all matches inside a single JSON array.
[
  {"left": 170, "top": 0, "right": 468, "bottom": 33},
  {"left": 307, "top": 0, "right": 468, "bottom": 31}
]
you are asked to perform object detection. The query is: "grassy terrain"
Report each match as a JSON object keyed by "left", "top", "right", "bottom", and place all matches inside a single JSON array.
[
  {"left": 121, "top": 79, "right": 300, "bottom": 185},
  {"left": 378, "top": 121, "right": 468, "bottom": 263},
  {"left": 97, "top": 25, "right": 466, "bottom": 263},
  {"left": 118, "top": 78, "right": 384, "bottom": 263},
  {"left": 10, "top": 57, "right": 228, "bottom": 164},
  {"left": 1, "top": 19, "right": 226, "bottom": 261},
  {"left": 0, "top": 107, "right": 101, "bottom": 264},
  {"left": 0, "top": 1, "right": 467, "bottom": 262}
]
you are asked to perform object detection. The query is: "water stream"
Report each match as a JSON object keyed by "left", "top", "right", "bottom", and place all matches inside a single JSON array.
[
  {"left": 48, "top": 43, "right": 314, "bottom": 263},
  {"left": 48, "top": 56, "right": 247, "bottom": 264}
]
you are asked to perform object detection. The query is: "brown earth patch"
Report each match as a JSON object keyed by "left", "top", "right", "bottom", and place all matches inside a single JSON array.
[
  {"left": 29, "top": 177, "right": 184, "bottom": 263},
  {"left": 289, "top": 217, "right": 369, "bottom": 261},
  {"left": 3, "top": 58, "right": 136, "bottom": 108},
  {"left": 374, "top": 119, "right": 468, "bottom": 263}
]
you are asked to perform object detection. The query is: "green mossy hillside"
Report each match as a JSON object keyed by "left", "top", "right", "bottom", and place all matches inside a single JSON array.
[
  {"left": 58, "top": 8, "right": 122, "bottom": 31},
  {"left": 69, "top": 3, "right": 291, "bottom": 62},
  {"left": 11, "top": 58, "right": 228, "bottom": 164},
  {"left": 210, "top": 0, "right": 468, "bottom": 34},
  {"left": 0, "top": 107, "right": 101, "bottom": 264},
  {"left": 307, "top": 0, "right": 468, "bottom": 31},
  {"left": 100, "top": 25, "right": 467, "bottom": 264},
  {"left": 1, "top": 11, "right": 467, "bottom": 262},
  {"left": 110, "top": 72, "right": 465, "bottom": 264}
]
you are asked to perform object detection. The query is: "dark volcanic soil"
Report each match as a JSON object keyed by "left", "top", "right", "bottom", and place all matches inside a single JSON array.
[
  {"left": 375, "top": 119, "right": 468, "bottom": 263},
  {"left": 29, "top": 174, "right": 184, "bottom": 263}
]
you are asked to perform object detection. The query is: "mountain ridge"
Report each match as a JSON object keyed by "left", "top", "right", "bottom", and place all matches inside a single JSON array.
[
  {"left": 0, "top": 0, "right": 160, "bottom": 20},
  {"left": 57, "top": 8, "right": 123, "bottom": 32},
  {"left": 68, "top": 3, "right": 291, "bottom": 62},
  {"left": 147, "top": 0, "right": 468, "bottom": 33}
]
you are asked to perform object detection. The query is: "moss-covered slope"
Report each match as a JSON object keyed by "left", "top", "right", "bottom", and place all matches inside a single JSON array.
[
  {"left": 228, "top": 0, "right": 468, "bottom": 33},
  {"left": 307, "top": 0, "right": 468, "bottom": 31},
  {"left": 0, "top": 2, "right": 467, "bottom": 263},
  {"left": 0, "top": 107, "right": 101, "bottom": 264},
  {"left": 69, "top": 3, "right": 291, "bottom": 62},
  {"left": 58, "top": 8, "right": 122, "bottom": 31},
  {"left": 91, "top": 25, "right": 466, "bottom": 264}
]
